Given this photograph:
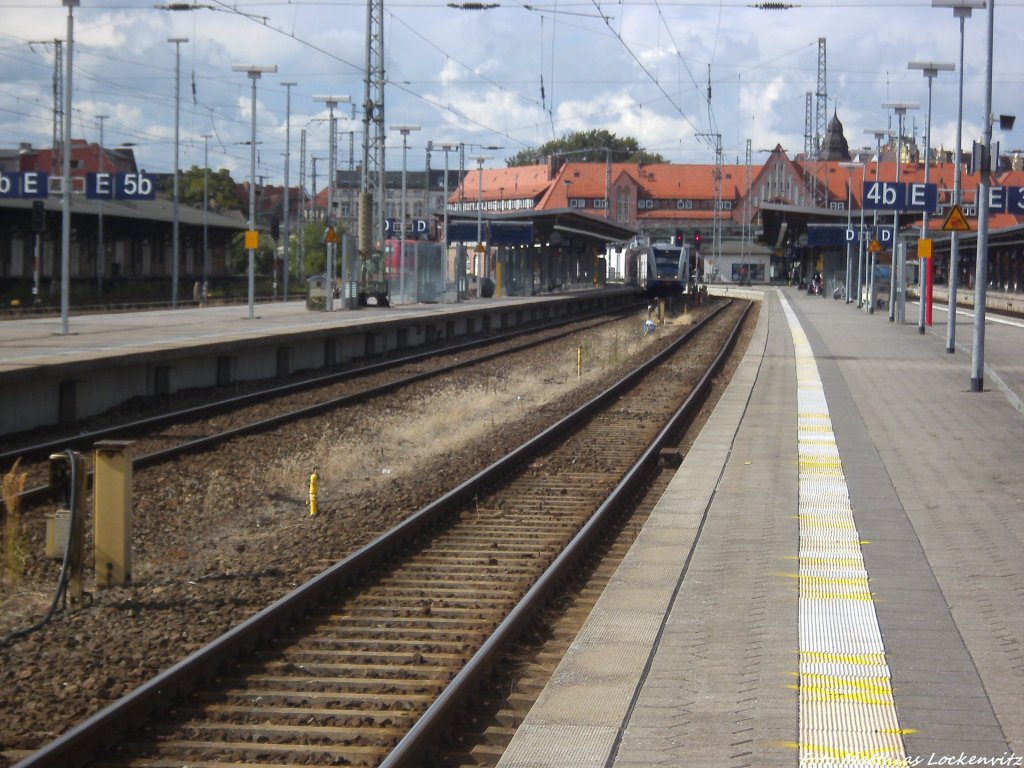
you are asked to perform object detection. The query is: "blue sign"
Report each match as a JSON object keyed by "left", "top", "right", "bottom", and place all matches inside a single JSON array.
[
  {"left": 905, "top": 183, "right": 938, "bottom": 212},
  {"left": 863, "top": 181, "right": 938, "bottom": 212},
  {"left": 863, "top": 181, "right": 905, "bottom": 210},
  {"left": 384, "top": 218, "right": 429, "bottom": 236},
  {"left": 85, "top": 172, "right": 156, "bottom": 200},
  {"left": 1007, "top": 187, "right": 1024, "bottom": 214},
  {"left": 0, "top": 172, "right": 48, "bottom": 199},
  {"left": 807, "top": 225, "right": 847, "bottom": 247}
]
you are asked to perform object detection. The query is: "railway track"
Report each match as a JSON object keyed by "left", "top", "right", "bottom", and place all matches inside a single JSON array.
[
  {"left": 9, "top": 298, "right": 751, "bottom": 768},
  {"left": 0, "top": 306, "right": 638, "bottom": 504}
]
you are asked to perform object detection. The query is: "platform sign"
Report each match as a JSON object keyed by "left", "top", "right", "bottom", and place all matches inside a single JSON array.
[
  {"left": 864, "top": 181, "right": 905, "bottom": 210},
  {"left": 85, "top": 172, "right": 156, "bottom": 200},
  {"left": 905, "top": 183, "right": 938, "bottom": 212},
  {"left": 0, "top": 171, "right": 49, "bottom": 199},
  {"left": 862, "top": 181, "right": 938, "bottom": 212},
  {"left": 1008, "top": 187, "right": 1024, "bottom": 214}
]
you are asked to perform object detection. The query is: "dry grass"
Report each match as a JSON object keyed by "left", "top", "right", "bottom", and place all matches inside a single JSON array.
[
  {"left": 2, "top": 459, "right": 27, "bottom": 591},
  {"left": 262, "top": 313, "right": 675, "bottom": 511}
]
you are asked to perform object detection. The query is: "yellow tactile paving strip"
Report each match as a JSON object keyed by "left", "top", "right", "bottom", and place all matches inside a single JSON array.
[{"left": 780, "top": 295, "right": 910, "bottom": 767}]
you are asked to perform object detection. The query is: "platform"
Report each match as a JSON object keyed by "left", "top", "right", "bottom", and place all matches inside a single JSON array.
[
  {"left": 498, "top": 287, "right": 1024, "bottom": 767},
  {"left": 0, "top": 289, "right": 635, "bottom": 436}
]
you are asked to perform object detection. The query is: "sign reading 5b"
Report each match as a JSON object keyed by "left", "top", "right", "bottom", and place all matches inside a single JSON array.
[
  {"left": 863, "top": 181, "right": 937, "bottom": 212},
  {"left": 86, "top": 172, "right": 156, "bottom": 200}
]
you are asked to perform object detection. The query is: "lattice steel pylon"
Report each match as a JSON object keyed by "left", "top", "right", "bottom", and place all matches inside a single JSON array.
[
  {"left": 813, "top": 37, "right": 828, "bottom": 206},
  {"left": 50, "top": 40, "right": 64, "bottom": 182},
  {"left": 360, "top": 0, "right": 386, "bottom": 261},
  {"left": 698, "top": 132, "right": 724, "bottom": 260},
  {"left": 804, "top": 91, "right": 813, "bottom": 206}
]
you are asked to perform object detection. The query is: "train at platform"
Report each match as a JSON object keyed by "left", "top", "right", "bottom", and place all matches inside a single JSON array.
[{"left": 638, "top": 241, "right": 697, "bottom": 298}]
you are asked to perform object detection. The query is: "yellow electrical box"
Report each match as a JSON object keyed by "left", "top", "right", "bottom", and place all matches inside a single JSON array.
[
  {"left": 94, "top": 440, "right": 134, "bottom": 588},
  {"left": 244, "top": 230, "right": 259, "bottom": 250}
]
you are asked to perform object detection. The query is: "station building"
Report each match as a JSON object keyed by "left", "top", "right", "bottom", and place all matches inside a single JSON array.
[{"left": 3, "top": 117, "right": 1024, "bottom": 305}]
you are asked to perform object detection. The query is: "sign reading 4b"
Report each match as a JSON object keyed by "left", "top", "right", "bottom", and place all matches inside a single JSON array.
[{"left": 863, "top": 181, "right": 938, "bottom": 212}]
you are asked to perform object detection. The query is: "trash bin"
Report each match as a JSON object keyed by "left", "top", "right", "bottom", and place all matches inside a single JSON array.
[{"left": 306, "top": 274, "right": 328, "bottom": 311}]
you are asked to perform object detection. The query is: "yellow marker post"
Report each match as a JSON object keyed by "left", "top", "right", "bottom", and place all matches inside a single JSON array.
[{"left": 308, "top": 468, "right": 319, "bottom": 517}]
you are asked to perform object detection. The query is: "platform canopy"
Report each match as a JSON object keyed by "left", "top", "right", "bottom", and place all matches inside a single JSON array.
[{"left": 442, "top": 208, "right": 636, "bottom": 249}]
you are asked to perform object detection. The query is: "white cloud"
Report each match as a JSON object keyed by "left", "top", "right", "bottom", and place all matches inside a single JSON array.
[{"left": 0, "top": 1, "right": 1019, "bottom": 186}]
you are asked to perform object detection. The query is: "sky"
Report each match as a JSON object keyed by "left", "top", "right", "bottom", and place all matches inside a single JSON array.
[{"left": 0, "top": 0, "right": 1021, "bottom": 190}]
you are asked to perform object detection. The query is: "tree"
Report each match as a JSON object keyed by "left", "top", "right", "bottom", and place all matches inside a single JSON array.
[
  {"left": 179, "top": 166, "right": 246, "bottom": 213},
  {"left": 506, "top": 130, "right": 665, "bottom": 167}
]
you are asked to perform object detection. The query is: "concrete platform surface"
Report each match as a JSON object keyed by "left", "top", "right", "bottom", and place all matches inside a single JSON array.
[{"left": 499, "top": 287, "right": 1024, "bottom": 768}]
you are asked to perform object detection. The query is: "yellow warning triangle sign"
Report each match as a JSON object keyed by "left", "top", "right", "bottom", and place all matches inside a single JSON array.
[
  {"left": 868, "top": 239, "right": 883, "bottom": 253},
  {"left": 941, "top": 204, "right": 972, "bottom": 233},
  {"left": 322, "top": 226, "right": 338, "bottom": 244}
]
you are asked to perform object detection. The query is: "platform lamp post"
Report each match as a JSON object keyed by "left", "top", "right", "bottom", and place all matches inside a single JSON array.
[
  {"left": 233, "top": 64, "right": 277, "bottom": 320},
  {"left": 169, "top": 37, "right": 188, "bottom": 309},
  {"left": 909, "top": 61, "right": 955, "bottom": 335},
  {"left": 838, "top": 162, "right": 863, "bottom": 305},
  {"left": 96, "top": 113, "right": 108, "bottom": 298},
  {"left": 312, "top": 95, "right": 349, "bottom": 311},
  {"left": 201, "top": 133, "right": 211, "bottom": 301},
  {"left": 390, "top": 125, "right": 420, "bottom": 304},
  {"left": 970, "top": 0, "right": 996, "bottom": 392},
  {"left": 438, "top": 142, "right": 458, "bottom": 303},
  {"left": 882, "top": 102, "right": 919, "bottom": 324},
  {"left": 863, "top": 129, "right": 893, "bottom": 314},
  {"left": 933, "top": 0, "right": 983, "bottom": 354},
  {"left": 59, "top": 0, "right": 78, "bottom": 336},
  {"left": 281, "top": 81, "right": 296, "bottom": 302},
  {"left": 474, "top": 156, "right": 489, "bottom": 278}
]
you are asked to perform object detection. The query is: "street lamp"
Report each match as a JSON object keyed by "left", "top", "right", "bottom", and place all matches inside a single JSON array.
[
  {"left": 437, "top": 142, "right": 459, "bottom": 304},
  {"left": 233, "top": 63, "right": 278, "bottom": 320},
  {"left": 96, "top": 113, "right": 108, "bottom": 297},
  {"left": 390, "top": 125, "right": 420, "bottom": 305},
  {"left": 312, "top": 95, "right": 350, "bottom": 311},
  {"left": 933, "top": 0, "right": 983, "bottom": 354},
  {"left": 59, "top": 0, "right": 78, "bottom": 336},
  {"left": 864, "top": 129, "right": 893, "bottom": 314},
  {"left": 169, "top": 37, "right": 188, "bottom": 308},
  {"left": 909, "top": 61, "right": 954, "bottom": 334},
  {"left": 970, "top": 0, "right": 995, "bottom": 392},
  {"left": 201, "top": 133, "right": 211, "bottom": 301},
  {"left": 474, "top": 155, "right": 489, "bottom": 277},
  {"left": 281, "top": 81, "right": 296, "bottom": 302},
  {"left": 838, "top": 162, "right": 863, "bottom": 305},
  {"left": 882, "top": 101, "right": 919, "bottom": 323}
]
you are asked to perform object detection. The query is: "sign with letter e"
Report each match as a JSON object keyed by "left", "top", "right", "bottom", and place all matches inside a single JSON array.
[{"left": 87, "top": 172, "right": 156, "bottom": 200}]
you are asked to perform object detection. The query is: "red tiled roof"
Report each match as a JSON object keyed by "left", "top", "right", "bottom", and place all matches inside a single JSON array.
[{"left": 451, "top": 155, "right": 1024, "bottom": 229}]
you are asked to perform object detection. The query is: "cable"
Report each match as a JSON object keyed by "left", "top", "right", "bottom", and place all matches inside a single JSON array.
[{"left": 0, "top": 450, "right": 80, "bottom": 648}]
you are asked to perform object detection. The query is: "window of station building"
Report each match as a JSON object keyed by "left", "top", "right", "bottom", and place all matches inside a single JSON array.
[
  {"left": 677, "top": 199, "right": 693, "bottom": 210},
  {"left": 569, "top": 198, "right": 586, "bottom": 208},
  {"left": 637, "top": 199, "right": 655, "bottom": 210},
  {"left": 617, "top": 188, "right": 631, "bottom": 223},
  {"left": 593, "top": 199, "right": 608, "bottom": 209}
]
